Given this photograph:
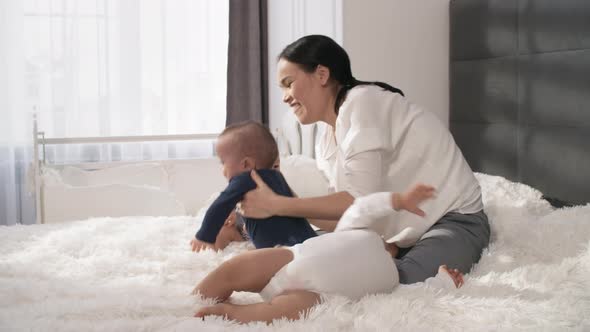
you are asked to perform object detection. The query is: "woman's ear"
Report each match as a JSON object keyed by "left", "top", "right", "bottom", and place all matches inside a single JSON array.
[{"left": 315, "top": 65, "right": 331, "bottom": 86}]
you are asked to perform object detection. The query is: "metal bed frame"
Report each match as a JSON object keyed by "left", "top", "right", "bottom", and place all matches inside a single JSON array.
[{"left": 31, "top": 114, "right": 219, "bottom": 224}]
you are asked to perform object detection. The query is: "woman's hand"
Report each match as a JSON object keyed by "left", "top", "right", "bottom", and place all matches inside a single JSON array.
[
  {"left": 239, "top": 170, "right": 281, "bottom": 219},
  {"left": 392, "top": 184, "right": 436, "bottom": 217}
]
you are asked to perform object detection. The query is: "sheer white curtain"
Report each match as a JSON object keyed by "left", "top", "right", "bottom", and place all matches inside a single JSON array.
[{"left": 0, "top": 0, "right": 228, "bottom": 225}]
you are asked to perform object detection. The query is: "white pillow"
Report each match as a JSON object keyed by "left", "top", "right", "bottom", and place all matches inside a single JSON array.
[
  {"left": 60, "top": 163, "right": 169, "bottom": 190},
  {"left": 164, "top": 159, "right": 227, "bottom": 215},
  {"left": 280, "top": 155, "right": 330, "bottom": 198},
  {"left": 192, "top": 156, "right": 329, "bottom": 222},
  {"left": 44, "top": 184, "right": 185, "bottom": 223}
]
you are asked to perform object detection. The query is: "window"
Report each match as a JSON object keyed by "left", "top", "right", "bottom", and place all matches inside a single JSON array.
[{"left": 24, "top": 0, "right": 228, "bottom": 139}]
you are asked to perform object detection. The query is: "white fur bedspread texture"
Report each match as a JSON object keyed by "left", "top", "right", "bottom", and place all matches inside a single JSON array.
[{"left": 1, "top": 174, "right": 589, "bottom": 331}]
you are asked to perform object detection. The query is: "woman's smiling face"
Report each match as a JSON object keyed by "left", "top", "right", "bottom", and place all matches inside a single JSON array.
[{"left": 277, "top": 58, "right": 330, "bottom": 125}]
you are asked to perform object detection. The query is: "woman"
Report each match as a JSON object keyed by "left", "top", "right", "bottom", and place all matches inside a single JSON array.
[{"left": 240, "top": 35, "right": 490, "bottom": 284}]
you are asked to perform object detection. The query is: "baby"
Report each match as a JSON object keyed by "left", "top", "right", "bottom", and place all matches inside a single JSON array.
[
  {"left": 190, "top": 121, "right": 317, "bottom": 251},
  {"left": 192, "top": 184, "right": 464, "bottom": 324}
]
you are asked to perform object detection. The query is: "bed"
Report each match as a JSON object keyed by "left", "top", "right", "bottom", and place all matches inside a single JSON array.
[
  {"left": 1, "top": 172, "right": 589, "bottom": 330},
  {"left": 1, "top": 0, "right": 589, "bottom": 330},
  {"left": 31, "top": 110, "right": 321, "bottom": 224}
]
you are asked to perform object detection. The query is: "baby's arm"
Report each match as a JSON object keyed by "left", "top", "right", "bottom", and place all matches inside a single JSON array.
[
  {"left": 191, "top": 210, "right": 243, "bottom": 252},
  {"left": 195, "top": 211, "right": 249, "bottom": 253},
  {"left": 192, "top": 177, "right": 252, "bottom": 251}
]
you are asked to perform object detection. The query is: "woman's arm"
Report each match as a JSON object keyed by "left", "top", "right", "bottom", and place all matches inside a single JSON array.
[
  {"left": 274, "top": 191, "right": 354, "bottom": 220},
  {"left": 287, "top": 188, "right": 339, "bottom": 232},
  {"left": 307, "top": 218, "right": 338, "bottom": 232},
  {"left": 240, "top": 170, "right": 354, "bottom": 220}
]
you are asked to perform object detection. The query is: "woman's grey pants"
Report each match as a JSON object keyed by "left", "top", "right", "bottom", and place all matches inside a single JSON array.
[{"left": 395, "top": 210, "right": 491, "bottom": 284}]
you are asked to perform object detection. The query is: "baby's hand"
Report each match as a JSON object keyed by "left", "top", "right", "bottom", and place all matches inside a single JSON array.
[
  {"left": 190, "top": 238, "right": 215, "bottom": 252},
  {"left": 392, "top": 184, "right": 435, "bottom": 217}
]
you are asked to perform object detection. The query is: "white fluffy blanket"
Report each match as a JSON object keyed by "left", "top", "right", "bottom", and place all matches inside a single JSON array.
[{"left": 1, "top": 174, "right": 589, "bottom": 331}]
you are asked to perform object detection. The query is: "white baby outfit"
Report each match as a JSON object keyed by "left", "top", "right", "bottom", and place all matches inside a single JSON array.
[{"left": 260, "top": 192, "right": 456, "bottom": 301}]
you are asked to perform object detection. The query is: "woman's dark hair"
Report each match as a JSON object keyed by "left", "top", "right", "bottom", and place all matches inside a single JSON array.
[{"left": 278, "top": 35, "right": 404, "bottom": 114}]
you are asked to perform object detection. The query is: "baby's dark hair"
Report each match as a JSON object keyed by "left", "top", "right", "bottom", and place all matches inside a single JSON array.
[{"left": 219, "top": 121, "right": 278, "bottom": 169}]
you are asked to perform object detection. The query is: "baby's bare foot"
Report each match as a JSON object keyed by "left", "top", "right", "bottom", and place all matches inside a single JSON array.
[
  {"left": 195, "top": 303, "right": 230, "bottom": 319},
  {"left": 438, "top": 265, "right": 464, "bottom": 288}
]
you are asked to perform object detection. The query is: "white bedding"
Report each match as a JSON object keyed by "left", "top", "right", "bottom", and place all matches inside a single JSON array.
[
  {"left": 1, "top": 174, "right": 589, "bottom": 331},
  {"left": 40, "top": 155, "right": 328, "bottom": 223}
]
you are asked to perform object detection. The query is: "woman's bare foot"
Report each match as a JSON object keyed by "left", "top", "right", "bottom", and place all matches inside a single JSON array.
[
  {"left": 195, "top": 303, "right": 231, "bottom": 319},
  {"left": 438, "top": 265, "right": 464, "bottom": 288}
]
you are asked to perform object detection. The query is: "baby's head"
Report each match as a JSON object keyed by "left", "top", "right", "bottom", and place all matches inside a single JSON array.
[{"left": 215, "top": 121, "right": 279, "bottom": 180}]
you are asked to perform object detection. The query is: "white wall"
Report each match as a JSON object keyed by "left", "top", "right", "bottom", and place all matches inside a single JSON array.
[
  {"left": 267, "top": 0, "right": 450, "bottom": 139},
  {"left": 343, "top": 0, "right": 450, "bottom": 125}
]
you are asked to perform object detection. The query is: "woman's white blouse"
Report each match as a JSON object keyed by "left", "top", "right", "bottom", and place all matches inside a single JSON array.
[{"left": 316, "top": 85, "right": 483, "bottom": 247}]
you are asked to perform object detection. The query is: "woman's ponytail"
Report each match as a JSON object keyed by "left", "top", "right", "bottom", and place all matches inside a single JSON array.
[
  {"left": 279, "top": 35, "right": 404, "bottom": 115},
  {"left": 334, "top": 79, "right": 404, "bottom": 114}
]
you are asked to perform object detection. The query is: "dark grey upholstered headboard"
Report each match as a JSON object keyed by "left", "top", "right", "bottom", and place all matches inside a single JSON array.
[{"left": 449, "top": 0, "right": 590, "bottom": 206}]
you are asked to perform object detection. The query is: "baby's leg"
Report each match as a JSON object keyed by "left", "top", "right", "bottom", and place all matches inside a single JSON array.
[
  {"left": 195, "top": 290, "right": 321, "bottom": 324},
  {"left": 192, "top": 247, "right": 293, "bottom": 302},
  {"left": 214, "top": 223, "right": 245, "bottom": 250}
]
